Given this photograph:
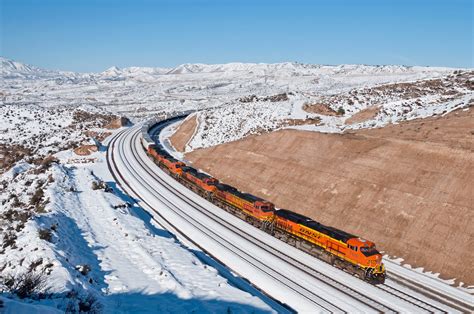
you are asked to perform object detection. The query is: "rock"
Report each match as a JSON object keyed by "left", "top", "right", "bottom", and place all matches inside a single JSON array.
[{"left": 104, "top": 117, "right": 130, "bottom": 129}]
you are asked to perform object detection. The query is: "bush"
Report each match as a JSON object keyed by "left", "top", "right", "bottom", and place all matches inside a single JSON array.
[
  {"left": 40, "top": 155, "right": 58, "bottom": 169},
  {"left": 2, "top": 232, "right": 17, "bottom": 249},
  {"left": 3, "top": 271, "right": 48, "bottom": 299},
  {"left": 65, "top": 291, "right": 102, "bottom": 314},
  {"left": 38, "top": 228, "right": 52, "bottom": 242},
  {"left": 75, "top": 264, "right": 91, "bottom": 276},
  {"left": 91, "top": 181, "right": 100, "bottom": 190},
  {"left": 78, "top": 293, "right": 102, "bottom": 313},
  {"left": 11, "top": 196, "right": 21, "bottom": 208},
  {"left": 337, "top": 106, "right": 346, "bottom": 115},
  {"left": 30, "top": 188, "right": 44, "bottom": 206},
  {"left": 91, "top": 180, "right": 112, "bottom": 192}
]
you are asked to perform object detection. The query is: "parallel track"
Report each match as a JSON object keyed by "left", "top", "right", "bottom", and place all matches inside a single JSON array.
[
  {"left": 107, "top": 123, "right": 470, "bottom": 313},
  {"left": 150, "top": 120, "right": 467, "bottom": 314},
  {"left": 386, "top": 271, "right": 474, "bottom": 313},
  {"left": 139, "top": 127, "right": 400, "bottom": 312},
  {"left": 109, "top": 128, "right": 345, "bottom": 313}
]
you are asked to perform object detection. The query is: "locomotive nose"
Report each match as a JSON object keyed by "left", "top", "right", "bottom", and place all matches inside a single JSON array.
[{"left": 368, "top": 254, "right": 382, "bottom": 267}]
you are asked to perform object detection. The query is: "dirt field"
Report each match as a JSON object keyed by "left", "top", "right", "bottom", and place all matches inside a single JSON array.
[
  {"left": 169, "top": 115, "right": 198, "bottom": 152},
  {"left": 179, "top": 108, "right": 474, "bottom": 285},
  {"left": 345, "top": 106, "right": 380, "bottom": 125}
]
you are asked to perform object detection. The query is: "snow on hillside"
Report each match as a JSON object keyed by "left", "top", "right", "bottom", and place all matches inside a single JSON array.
[
  {"left": 181, "top": 71, "right": 473, "bottom": 151},
  {"left": 1, "top": 57, "right": 458, "bottom": 121},
  {"left": 2, "top": 56, "right": 466, "bottom": 150},
  {"left": 0, "top": 146, "right": 275, "bottom": 312},
  {"left": 0, "top": 56, "right": 472, "bottom": 310}
]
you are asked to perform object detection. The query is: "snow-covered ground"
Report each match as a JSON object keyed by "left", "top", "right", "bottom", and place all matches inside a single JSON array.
[
  {"left": 0, "top": 133, "right": 276, "bottom": 313},
  {"left": 110, "top": 124, "right": 474, "bottom": 313},
  {"left": 2, "top": 57, "right": 471, "bottom": 153},
  {"left": 1, "top": 57, "right": 472, "bottom": 311}
]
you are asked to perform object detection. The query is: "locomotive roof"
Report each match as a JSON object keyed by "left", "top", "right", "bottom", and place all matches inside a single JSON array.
[
  {"left": 216, "top": 183, "right": 267, "bottom": 203},
  {"left": 182, "top": 167, "right": 213, "bottom": 180},
  {"left": 275, "top": 209, "right": 357, "bottom": 243},
  {"left": 215, "top": 183, "right": 238, "bottom": 192},
  {"left": 153, "top": 146, "right": 181, "bottom": 163}
]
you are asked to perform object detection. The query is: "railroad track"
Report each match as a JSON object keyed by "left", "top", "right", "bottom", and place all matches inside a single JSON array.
[
  {"left": 385, "top": 271, "right": 474, "bottom": 313},
  {"left": 140, "top": 126, "right": 401, "bottom": 312},
  {"left": 109, "top": 126, "right": 391, "bottom": 313},
  {"left": 150, "top": 119, "right": 471, "bottom": 314},
  {"left": 377, "top": 283, "right": 447, "bottom": 313},
  {"left": 107, "top": 123, "right": 468, "bottom": 313}
]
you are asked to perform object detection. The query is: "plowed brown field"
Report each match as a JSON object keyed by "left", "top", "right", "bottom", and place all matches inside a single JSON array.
[{"left": 172, "top": 108, "right": 474, "bottom": 285}]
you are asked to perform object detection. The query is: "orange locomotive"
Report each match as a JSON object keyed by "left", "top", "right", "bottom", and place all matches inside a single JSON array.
[
  {"left": 148, "top": 146, "right": 184, "bottom": 178},
  {"left": 274, "top": 209, "right": 385, "bottom": 284},
  {"left": 179, "top": 166, "right": 218, "bottom": 199},
  {"left": 142, "top": 118, "right": 386, "bottom": 284},
  {"left": 211, "top": 183, "right": 275, "bottom": 226}
]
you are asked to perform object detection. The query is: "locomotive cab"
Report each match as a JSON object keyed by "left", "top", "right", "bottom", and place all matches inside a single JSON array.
[
  {"left": 347, "top": 238, "right": 386, "bottom": 283},
  {"left": 255, "top": 201, "right": 274, "bottom": 212},
  {"left": 203, "top": 177, "right": 218, "bottom": 186}
]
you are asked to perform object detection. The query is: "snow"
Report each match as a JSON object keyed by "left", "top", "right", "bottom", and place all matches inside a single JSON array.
[
  {"left": 109, "top": 125, "right": 474, "bottom": 312},
  {"left": 0, "top": 138, "right": 276, "bottom": 312},
  {"left": 1, "top": 162, "right": 33, "bottom": 180},
  {"left": 1, "top": 56, "right": 472, "bottom": 311}
]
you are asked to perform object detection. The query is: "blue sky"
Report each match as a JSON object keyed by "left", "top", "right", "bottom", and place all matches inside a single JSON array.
[{"left": 1, "top": 0, "right": 472, "bottom": 72}]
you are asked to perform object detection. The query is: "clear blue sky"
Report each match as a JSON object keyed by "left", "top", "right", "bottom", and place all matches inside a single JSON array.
[{"left": 1, "top": 0, "right": 472, "bottom": 72}]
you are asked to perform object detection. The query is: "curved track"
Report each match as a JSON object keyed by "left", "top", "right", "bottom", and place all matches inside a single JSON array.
[{"left": 107, "top": 124, "right": 469, "bottom": 313}]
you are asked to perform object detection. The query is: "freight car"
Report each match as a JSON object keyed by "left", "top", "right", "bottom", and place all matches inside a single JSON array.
[{"left": 141, "top": 118, "right": 386, "bottom": 284}]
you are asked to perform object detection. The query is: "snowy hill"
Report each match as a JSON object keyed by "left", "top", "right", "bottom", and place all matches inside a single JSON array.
[{"left": 0, "top": 56, "right": 472, "bottom": 311}]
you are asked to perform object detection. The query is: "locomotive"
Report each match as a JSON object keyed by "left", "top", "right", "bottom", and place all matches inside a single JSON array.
[{"left": 141, "top": 119, "right": 386, "bottom": 284}]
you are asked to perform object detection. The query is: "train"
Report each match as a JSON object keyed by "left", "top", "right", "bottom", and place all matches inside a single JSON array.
[{"left": 141, "top": 117, "right": 386, "bottom": 284}]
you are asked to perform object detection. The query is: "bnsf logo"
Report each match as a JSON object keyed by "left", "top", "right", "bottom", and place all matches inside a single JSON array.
[{"left": 299, "top": 227, "right": 321, "bottom": 239}]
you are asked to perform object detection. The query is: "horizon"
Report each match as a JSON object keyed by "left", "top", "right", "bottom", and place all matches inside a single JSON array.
[
  {"left": 2, "top": 55, "right": 467, "bottom": 74},
  {"left": 1, "top": 0, "right": 472, "bottom": 72}
]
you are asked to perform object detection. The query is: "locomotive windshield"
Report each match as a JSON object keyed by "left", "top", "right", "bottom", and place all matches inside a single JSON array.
[
  {"left": 360, "top": 245, "right": 380, "bottom": 257},
  {"left": 260, "top": 205, "right": 272, "bottom": 212}
]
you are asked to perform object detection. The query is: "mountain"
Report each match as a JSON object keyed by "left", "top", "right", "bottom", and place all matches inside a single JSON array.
[
  {"left": 0, "top": 57, "right": 58, "bottom": 79},
  {"left": 99, "top": 65, "right": 170, "bottom": 82},
  {"left": 1, "top": 56, "right": 455, "bottom": 83}
]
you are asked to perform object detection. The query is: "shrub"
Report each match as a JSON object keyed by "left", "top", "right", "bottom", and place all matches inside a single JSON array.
[
  {"left": 30, "top": 188, "right": 44, "bottom": 206},
  {"left": 50, "top": 223, "right": 58, "bottom": 232},
  {"left": 91, "top": 181, "right": 100, "bottom": 190},
  {"left": 78, "top": 293, "right": 102, "bottom": 313},
  {"left": 28, "top": 258, "right": 44, "bottom": 272},
  {"left": 65, "top": 291, "right": 102, "bottom": 314},
  {"left": 40, "top": 155, "right": 58, "bottom": 169},
  {"left": 2, "top": 232, "right": 17, "bottom": 248},
  {"left": 35, "top": 203, "right": 47, "bottom": 214},
  {"left": 91, "top": 180, "right": 112, "bottom": 192},
  {"left": 38, "top": 228, "right": 52, "bottom": 242},
  {"left": 76, "top": 264, "right": 91, "bottom": 276},
  {"left": 337, "top": 106, "right": 346, "bottom": 115},
  {"left": 3, "top": 271, "right": 48, "bottom": 299},
  {"left": 11, "top": 196, "right": 21, "bottom": 208}
]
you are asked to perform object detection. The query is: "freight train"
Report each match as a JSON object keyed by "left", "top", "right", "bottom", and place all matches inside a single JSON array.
[{"left": 141, "top": 117, "right": 386, "bottom": 284}]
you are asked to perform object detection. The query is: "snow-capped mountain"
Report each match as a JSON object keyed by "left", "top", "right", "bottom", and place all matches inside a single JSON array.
[
  {"left": 0, "top": 57, "right": 57, "bottom": 79},
  {"left": 1, "top": 56, "right": 456, "bottom": 82}
]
